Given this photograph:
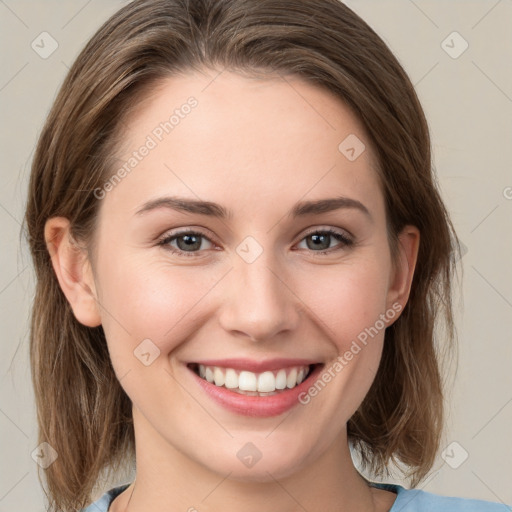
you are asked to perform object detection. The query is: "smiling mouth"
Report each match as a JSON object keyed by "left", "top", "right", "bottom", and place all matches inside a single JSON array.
[{"left": 187, "top": 363, "right": 319, "bottom": 396}]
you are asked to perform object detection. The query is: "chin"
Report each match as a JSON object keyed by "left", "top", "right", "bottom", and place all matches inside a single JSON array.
[{"left": 195, "top": 435, "right": 315, "bottom": 483}]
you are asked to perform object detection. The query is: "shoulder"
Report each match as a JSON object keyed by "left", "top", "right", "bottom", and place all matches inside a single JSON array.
[
  {"left": 80, "top": 481, "right": 511, "bottom": 512},
  {"left": 80, "top": 483, "right": 131, "bottom": 512},
  {"left": 371, "top": 483, "right": 511, "bottom": 512}
]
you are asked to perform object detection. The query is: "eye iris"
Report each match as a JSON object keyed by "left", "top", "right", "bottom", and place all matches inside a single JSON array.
[
  {"left": 177, "top": 234, "right": 201, "bottom": 251},
  {"left": 307, "top": 233, "right": 330, "bottom": 251}
]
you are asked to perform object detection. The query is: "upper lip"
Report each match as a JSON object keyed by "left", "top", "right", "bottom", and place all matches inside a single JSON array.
[{"left": 187, "top": 358, "right": 320, "bottom": 373}]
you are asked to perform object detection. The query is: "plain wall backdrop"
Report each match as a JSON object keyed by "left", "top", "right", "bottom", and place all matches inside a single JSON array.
[{"left": 1, "top": 0, "right": 511, "bottom": 509}]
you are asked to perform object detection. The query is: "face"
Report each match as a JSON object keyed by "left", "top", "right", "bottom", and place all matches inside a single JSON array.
[{"left": 75, "top": 70, "right": 416, "bottom": 481}]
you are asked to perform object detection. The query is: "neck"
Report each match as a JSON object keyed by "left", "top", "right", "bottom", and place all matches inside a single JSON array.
[{"left": 114, "top": 409, "right": 376, "bottom": 512}]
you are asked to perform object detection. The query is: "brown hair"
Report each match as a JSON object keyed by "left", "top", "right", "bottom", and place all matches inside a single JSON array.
[{"left": 24, "top": 0, "right": 461, "bottom": 510}]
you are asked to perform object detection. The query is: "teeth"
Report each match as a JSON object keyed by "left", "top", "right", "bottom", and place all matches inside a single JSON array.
[
  {"left": 239, "top": 371, "right": 257, "bottom": 391},
  {"left": 225, "top": 368, "right": 238, "bottom": 389},
  {"left": 257, "top": 371, "right": 275, "bottom": 393},
  {"left": 195, "top": 364, "right": 311, "bottom": 393},
  {"left": 213, "top": 367, "right": 225, "bottom": 386},
  {"left": 275, "top": 369, "right": 287, "bottom": 390},
  {"left": 286, "top": 368, "right": 297, "bottom": 388}
]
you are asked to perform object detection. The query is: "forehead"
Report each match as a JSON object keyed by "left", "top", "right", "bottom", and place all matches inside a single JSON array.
[{"left": 101, "top": 69, "right": 384, "bottom": 225}]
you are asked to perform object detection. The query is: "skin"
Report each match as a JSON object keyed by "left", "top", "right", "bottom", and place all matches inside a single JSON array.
[{"left": 45, "top": 69, "right": 419, "bottom": 512}]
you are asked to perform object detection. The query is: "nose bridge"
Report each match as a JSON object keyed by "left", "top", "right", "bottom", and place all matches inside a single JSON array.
[{"left": 218, "top": 239, "right": 299, "bottom": 341}]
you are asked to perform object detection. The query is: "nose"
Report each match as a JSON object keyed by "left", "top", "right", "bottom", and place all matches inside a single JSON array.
[{"left": 218, "top": 249, "right": 301, "bottom": 342}]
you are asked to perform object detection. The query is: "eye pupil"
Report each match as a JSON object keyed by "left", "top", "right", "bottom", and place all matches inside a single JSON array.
[
  {"left": 177, "top": 234, "right": 201, "bottom": 251},
  {"left": 307, "top": 233, "right": 330, "bottom": 251}
]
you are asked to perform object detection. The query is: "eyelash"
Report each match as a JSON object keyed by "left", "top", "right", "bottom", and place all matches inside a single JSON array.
[{"left": 157, "top": 228, "right": 354, "bottom": 258}]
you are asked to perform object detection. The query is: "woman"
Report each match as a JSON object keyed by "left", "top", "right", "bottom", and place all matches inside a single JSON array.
[{"left": 24, "top": 0, "right": 509, "bottom": 511}]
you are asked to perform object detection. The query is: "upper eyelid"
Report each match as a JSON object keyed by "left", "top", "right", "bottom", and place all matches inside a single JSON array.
[
  {"left": 300, "top": 226, "right": 353, "bottom": 240},
  {"left": 158, "top": 227, "right": 217, "bottom": 245}
]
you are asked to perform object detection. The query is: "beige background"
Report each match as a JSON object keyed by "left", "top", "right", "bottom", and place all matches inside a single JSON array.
[{"left": 1, "top": 0, "right": 511, "bottom": 509}]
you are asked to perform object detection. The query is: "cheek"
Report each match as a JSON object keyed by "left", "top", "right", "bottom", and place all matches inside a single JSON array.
[
  {"left": 291, "top": 257, "right": 391, "bottom": 417},
  {"left": 96, "top": 253, "right": 224, "bottom": 361},
  {"left": 297, "top": 257, "right": 391, "bottom": 350}
]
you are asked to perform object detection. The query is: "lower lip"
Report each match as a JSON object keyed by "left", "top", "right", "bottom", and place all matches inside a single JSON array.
[{"left": 188, "top": 364, "right": 323, "bottom": 417}]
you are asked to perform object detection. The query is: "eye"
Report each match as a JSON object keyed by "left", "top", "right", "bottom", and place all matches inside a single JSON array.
[
  {"left": 296, "top": 228, "right": 354, "bottom": 254},
  {"left": 157, "top": 230, "right": 215, "bottom": 257},
  {"left": 157, "top": 227, "right": 354, "bottom": 258}
]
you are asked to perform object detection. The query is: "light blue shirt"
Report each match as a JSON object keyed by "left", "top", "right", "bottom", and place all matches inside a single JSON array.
[{"left": 82, "top": 482, "right": 511, "bottom": 511}]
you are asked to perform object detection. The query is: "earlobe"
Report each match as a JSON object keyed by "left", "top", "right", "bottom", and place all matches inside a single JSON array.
[
  {"left": 386, "top": 225, "right": 420, "bottom": 319},
  {"left": 44, "top": 217, "right": 102, "bottom": 327}
]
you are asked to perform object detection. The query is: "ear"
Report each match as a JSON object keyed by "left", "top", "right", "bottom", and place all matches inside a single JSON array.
[
  {"left": 385, "top": 225, "right": 420, "bottom": 321},
  {"left": 44, "top": 217, "right": 102, "bottom": 327}
]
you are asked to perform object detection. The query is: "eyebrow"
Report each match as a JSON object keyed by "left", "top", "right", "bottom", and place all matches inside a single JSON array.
[{"left": 134, "top": 195, "right": 372, "bottom": 221}]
